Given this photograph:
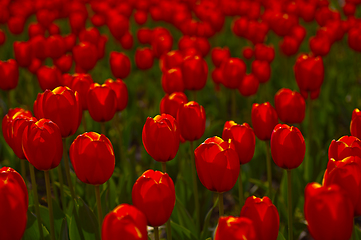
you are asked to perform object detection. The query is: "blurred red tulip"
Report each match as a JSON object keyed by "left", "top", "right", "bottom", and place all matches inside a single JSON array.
[
  {"left": 79, "top": 27, "right": 100, "bottom": 45},
  {"left": 7, "top": 16, "right": 25, "bottom": 35},
  {"left": 87, "top": 83, "right": 117, "bottom": 122},
  {"left": 160, "top": 50, "right": 183, "bottom": 72},
  {"left": 160, "top": 92, "right": 188, "bottom": 119},
  {"left": 274, "top": 88, "right": 306, "bottom": 124},
  {"left": 182, "top": 55, "right": 208, "bottom": 91},
  {"left": 161, "top": 68, "right": 184, "bottom": 94},
  {"left": 137, "top": 28, "right": 153, "bottom": 44},
  {"left": 251, "top": 102, "right": 278, "bottom": 141},
  {"left": 279, "top": 36, "right": 300, "bottom": 56},
  {"left": 309, "top": 35, "right": 331, "bottom": 56},
  {"left": 348, "top": 27, "right": 361, "bottom": 52},
  {"left": 135, "top": 48, "right": 154, "bottom": 70},
  {"left": 13, "top": 41, "right": 32, "bottom": 68},
  {"left": 104, "top": 79, "right": 128, "bottom": 112},
  {"left": 109, "top": 52, "right": 131, "bottom": 79},
  {"left": 119, "top": 31, "right": 133, "bottom": 50},
  {"left": 177, "top": 101, "right": 206, "bottom": 141},
  {"left": 221, "top": 58, "right": 246, "bottom": 89},
  {"left": 211, "top": 47, "right": 231, "bottom": 68},
  {"left": 69, "top": 74, "right": 93, "bottom": 110},
  {"left": 73, "top": 42, "right": 98, "bottom": 72},
  {"left": 53, "top": 54, "right": 73, "bottom": 73},
  {"left": 242, "top": 46, "right": 254, "bottom": 60},
  {"left": 254, "top": 44, "right": 275, "bottom": 63},
  {"left": 2, "top": 108, "right": 32, "bottom": 146},
  {"left": 238, "top": 74, "right": 259, "bottom": 97},
  {"left": 0, "top": 59, "right": 19, "bottom": 91},
  {"left": 134, "top": 10, "right": 148, "bottom": 25},
  {"left": 36, "top": 66, "right": 62, "bottom": 92},
  {"left": 251, "top": 60, "right": 271, "bottom": 83}
]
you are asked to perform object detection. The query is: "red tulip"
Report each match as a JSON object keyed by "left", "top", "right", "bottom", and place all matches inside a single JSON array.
[
  {"left": 36, "top": 66, "right": 62, "bottom": 92},
  {"left": 135, "top": 48, "right": 154, "bottom": 70},
  {"left": 177, "top": 101, "right": 206, "bottom": 141},
  {"left": 222, "top": 121, "right": 255, "bottom": 164},
  {"left": 53, "top": 54, "right": 73, "bottom": 73},
  {"left": 254, "top": 44, "right": 275, "bottom": 63},
  {"left": 64, "top": 33, "right": 77, "bottom": 53},
  {"left": 214, "top": 216, "right": 256, "bottom": 240},
  {"left": 160, "top": 50, "right": 183, "bottom": 72},
  {"left": 242, "top": 46, "right": 254, "bottom": 60},
  {"left": 160, "top": 92, "right": 188, "bottom": 119},
  {"left": 2, "top": 108, "right": 32, "bottom": 146},
  {"left": 109, "top": 52, "right": 131, "bottom": 79},
  {"left": 104, "top": 79, "right": 128, "bottom": 112},
  {"left": 161, "top": 68, "right": 184, "bottom": 94},
  {"left": 221, "top": 58, "right": 246, "bottom": 89},
  {"left": 251, "top": 102, "right": 278, "bottom": 141},
  {"left": 211, "top": 47, "right": 231, "bottom": 68},
  {"left": 137, "top": 28, "right": 153, "bottom": 44},
  {"left": 7, "top": 16, "right": 25, "bottom": 35},
  {"left": 351, "top": 109, "right": 361, "bottom": 139},
  {"left": 348, "top": 27, "right": 361, "bottom": 52},
  {"left": 142, "top": 114, "right": 180, "bottom": 162},
  {"left": 240, "top": 196, "right": 279, "bottom": 240},
  {"left": 73, "top": 42, "right": 98, "bottom": 72},
  {"left": 132, "top": 170, "right": 175, "bottom": 227},
  {"left": 279, "top": 36, "right": 300, "bottom": 56},
  {"left": 0, "top": 59, "right": 19, "bottom": 91},
  {"left": 102, "top": 204, "right": 148, "bottom": 240},
  {"left": 119, "top": 31, "right": 133, "bottom": 50},
  {"left": 152, "top": 33, "right": 173, "bottom": 59},
  {"left": 271, "top": 124, "right": 305, "bottom": 169},
  {"left": 182, "top": 55, "right": 208, "bottom": 91},
  {"left": 195, "top": 136, "right": 240, "bottom": 192},
  {"left": 28, "top": 23, "right": 45, "bottom": 39},
  {"left": 0, "top": 167, "right": 28, "bottom": 240},
  {"left": 79, "top": 27, "right": 100, "bottom": 45},
  {"left": 107, "top": 13, "right": 129, "bottom": 41},
  {"left": 309, "top": 35, "right": 331, "bottom": 57},
  {"left": 238, "top": 74, "right": 259, "bottom": 97},
  {"left": 294, "top": 54, "right": 324, "bottom": 99},
  {"left": 274, "top": 88, "right": 306, "bottom": 124},
  {"left": 134, "top": 10, "right": 148, "bottom": 25},
  {"left": 251, "top": 60, "right": 271, "bottom": 83},
  {"left": 29, "top": 35, "right": 47, "bottom": 60},
  {"left": 22, "top": 119, "right": 63, "bottom": 171},
  {"left": 34, "top": 86, "right": 82, "bottom": 138},
  {"left": 69, "top": 12, "right": 87, "bottom": 35},
  {"left": 46, "top": 35, "right": 66, "bottom": 60},
  {"left": 328, "top": 136, "right": 361, "bottom": 161},
  {"left": 69, "top": 74, "right": 94, "bottom": 110},
  {"left": 291, "top": 25, "right": 307, "bottom": 43},
  {"left": 304, "top": 183, "right": 353, "bottom": 240},
  {"left": 87, "top": 83, "right": 117, "bottom": 122},
  {"left": 48, "top": 23, "right": 61, "bottom": 35},
  {"left": 13, "top": 41, "right": 32, "bottom": 68}
]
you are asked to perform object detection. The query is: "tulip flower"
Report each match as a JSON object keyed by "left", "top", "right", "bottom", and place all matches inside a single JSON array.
[
  {"left": 328, "top": 135, "right": 361, "bottom": 161},
  {"left": 0, "top": 167, "right": 28, "bottom": 240},
  {"left": 161, "top": 68, "right": 184, "bottom": 94},
  {"left": 304, "top": 183, "right": 353, "bottom": 240},
  {"left": 251, "top": 102, "right": 278, "bottom": 141},
  {"left": 109, "top": 51, "right": 131, "bottom": 79},
  {"left": 132, "top": 170, "right": 175, "bottom": 240},
  {"left": 238, "top": 74, "right": 259, "bottom": 97},
  {"left": 221, "top": 58, "right": 246, "bottom": 89},
  {"left": 182, "top": 55, "right": 208, "bottom": 92},
  {"left": 13, "top": 41, "right": 32, "bottom": 68},
  {"left": 152, "top": 32, "right": 173, "bottom": 58},
  {"left": 2, "top": 108, "right": 32, "bottom": 146},
  {"left": 274, "top": 88, "right": 306, "bottom": 124},
  {"left": 0, "top": 59, "right": 19, "bottom": 91},
  {"left": 350, "top": 108, "right": 361, "bottom": 139},
  {"left": 240, "top": 196, "right": 279, "bottom": 240},
  {"left": 54, "top": 54, "right": 73, "bottom": 73},
  {"left": 214, "top": 216, "right": 256, "bottom": 240},
  {"left": 160, "top": 92, "right": 188, "bottom": 119},
  {"left": 177, "top": 101, "right": 206, "bottom": 142},
  {"left": 254, "top": 43, "right": 275, "bottom": 63},
  {"left": 69, "top": 74, "right": 94, "bottom": 111},
  {"left": 242, "top": 46, "right": 254, "bottom": 59},
  {"left": 102, "top": 204, "right": 148, "bottom": 240},
  {"left": 36, "top": 65, "right": 63, "bottom": 92},
  {"left": 73, "top": 42, "right": 98, "bottom": 72},
  {"left": 160, "top": 50, "right": 183, "bottom": 72},
  {"left": 135, "top": 47, "right": 154, "bottom": 70},
  {"left": 137, "top": 28, "right": 153, "bottom": 45},
  {"left": 104, "top": 79, "right": 128, "bottom": 112},
  {"left": 211, "top": 47, "right": 231, "bottom": 68},
  {"left": 87, "top": 83, "right": 117, "bottom": 123}
]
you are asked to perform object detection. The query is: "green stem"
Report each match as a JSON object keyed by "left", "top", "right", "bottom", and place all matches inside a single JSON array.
[
  {"left": 49, "top": 169, "right": 59, "bottom": 208},
  {"left": 101, "top": 122, "right": 106, "bottom": 135},
  {"left": 192, "top": 91, "right": 197, "bottom": 102},
  {"left": 231, "top": 89, "right": 236, "bottom": 120},
  {"left": 238, "top": 166, "right": 244, "bottom": 207},
  {"left": 95, "top": 185, "right": 103, "bottom": 235},
  {"left": 265, "top": 141, "right": 273, "bottom": 198},
  {"left": 154, "top": 226, "right": 159, "bottom": 240},
  {"left": 305, "top": 96, "right": 313, "bottom": 182},
  {"left": 20, "top": 159, "right": 27, "bottom": 187},
  {"left": 162, "top": 162, "right": 166, "bottom": 173},
  {"left": 45, "top": 171, "right": 55, "bottom": 240},
  {"left": 63, "top": 138, "right": 76, "bottom": 199},
  {"left": 190, "top": 141, "right": 200, "bottom": 231},
  {"left": 7, "top": 90, "right": 11, "bottom": 108},
  {"left": 161, "top": 162, "right": 172, "bottom": 240},
  {"left": 29, "top": 163, "right": 44, "bottom": 240},
  {"left": 218, "top": 192, "right": 224, "bottom": 217},
  {"left": 287, "top": 169, "right": 293, "bottom": 240},
  {"left": 56, "top": 165, "right": 66, "bottom": 209},
  {"left": 82, "top": 111, "right": 87, "bottom": 132}
]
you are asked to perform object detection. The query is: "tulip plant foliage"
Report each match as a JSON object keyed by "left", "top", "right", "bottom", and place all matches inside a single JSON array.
[{"left": 1, "top": 0, "right": 361, "bottom": 240}]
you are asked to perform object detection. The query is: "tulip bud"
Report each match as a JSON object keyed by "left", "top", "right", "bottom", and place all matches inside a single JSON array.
[
  {"left": 0, "top": 167, "right": 28, "bottom": 240},
  {"left": 0, "top": 59, "right": 19, "bottom": 91},
  {"left": 2, "top": 108, "right": 32, "bottom": 146},
  {"left": 271, "top": 124, "right": 305, "bottom": 169},
  {"left": 328, "top": 135, "right": 361, "bottom": 161},
  {"left": 70, "top": 132, "right": 115, "bottom": 185},
  {"left": 251, "top": 60, "right": 271, "bottom": 83},
  {"left": 73, "top": 42, "right": 98, "bottom": 72},
  {"left": 142, "top": 114, "right": 180, "bottom": 162},
  {"left": 13, "top": 41, "right": 32, "bottom": 68},
  {"left": 104, "top": 79, "right": 128, "bottom": 112},
  {"left": 102, "top": 204, "right": 148, "bottom": 240},
  {"left": 87, "top": 83, "right": 117, "bottom": 122},
  {"left": 132, "top": 170, "right": 175, "bottom": 227},
  {"left": 109, "top": 51, "right": 131, "bottom": 79},
  {"left": 211, "top": 47, "right": 230, "bottom": 67},
  {"left": 274, "top": 88, "right": 306, "bottom": 124},
  {"left": 135, "top": 48, "right": 154, "bottom": 70},
  {"left": 221, "top": 58, "right": 246, "bottom": 89},
  {"left": 251, "top": 102, "right": 278, "bottom": 141},
  {"left": 214, "top": 216, "right": 256, "bottom": 240},
  {"left": 22, "top": 119, "right": 63, "bottom": 171},
  {"left": 240, "top": 196, "right": 279, "bottom": 240},
  {"left": 181, "top": 55, "right": 208, "bottom": 91},
  {"left": 36, "top": 65, "right": 62, "bottom": 92},
  {"left": 160, "top": 50, "right": 183, "bottom": 72},
  {"left": 254, "top": 43, "right": 275, "bottom": 63},
  {"left": 177, "top": 101, "right": 206, "bottom": 141},
  {"left": 222, "top": 121, "right": 255, "bottom": 164},
  {"left": 161, "top": 68, "right": 184, "bottom": 94},
  {"left": 195, "top": 136, "right": 240, "bottom": 193},
  {"left": 238, "top": 74, "right": 259, "bottom": 97},
  {"left": 304, "top": 183, "right": 353, "bottom": 240},
  {"left": 350, "top": 108, "right": 361, "bottom": 139},
  {"left": 160, "top": 92, "right": 188, "bottom": 119}
]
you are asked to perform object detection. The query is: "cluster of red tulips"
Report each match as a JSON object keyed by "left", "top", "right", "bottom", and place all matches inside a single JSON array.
[{"left": 1, "top": 0, "right": 361, "bottom": 239}]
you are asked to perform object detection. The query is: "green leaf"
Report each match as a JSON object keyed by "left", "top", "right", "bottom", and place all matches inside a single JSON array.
[
  {"left": 354, "top": 225, "right": 361, "bottom": 240},
  {"left": 69, "top": 197, "right": 101, "bottom": 240},
  {"left": 277, "top": 231, "right": 286, "bottom": 240},
  {"left": 171, "top": 221, "right": 198, "bottom": 240},
  {"left": 23, "top": 208, "right": 50, "bottom": 240},
  {"left": 39, "top": 199, "right": 66, "bottom": 238},
  {"left": 173, "top": 196, "right": 199, "bottom": 238},
  {"left": 200, "top": 197, "right": 219, "bottom": 240},
  {"left": 59, "top": 217, "right": 69, "bottom": 240}
]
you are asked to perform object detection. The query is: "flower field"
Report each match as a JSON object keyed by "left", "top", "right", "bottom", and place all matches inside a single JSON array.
[{"left": 1, "top": 0, "right": 361, "bottom": 239}]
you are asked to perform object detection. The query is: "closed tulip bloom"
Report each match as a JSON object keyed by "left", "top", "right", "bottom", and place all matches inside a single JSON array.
[
  {"left": 195, "top": 136, "right": 240, "bottom": 193},
  {"left": 36, "top": 65, "right": 62, "bottom": 92},
  {"left": 254, "top": 43, "right": 275, "bottom": 63},
  {"left": 214, "top": 216, "right": 256, "bottom": 240},
  {"left": 102, "top": 204, "right": 148, "bottom": 240},
  {"left": 109, "top": 51, "right": 131, "bottom": 79},
  {"left": 160, "top": 50, "right": 183, "bottom": 72},
  {"left": 251, "top": 60, "right": 271, "bottom": 83},
  {"left": 132, "top": 170, "right": 175, "bottom": 227},
  {"left": 160, "top": 92, "right": 188, "bottom": 119},
  {"left": 304, "top": 183, "right": 353, "bottom": 240},
  {"left": 177, "top": 101, "right": 206, "bottom": 141},
  {"left": 69, "top": 74, "right": 94, "bottom": 110},
  {"left": 142, "top": 114, "right": 180, "bottom": 162},
  {"left": 328, "top": 136, "right": 361, "bottom": 161},
  {"left": 238, "top": 74, "right": 259, "bottom": 97},
  {"left": 73, "top": 42, "right": 98, "bottom": 72},
  {"left": 104, "top": 79, "right": 128, "bottom": 112},
  {"left": 350, "top": 109, "right": 361, "bottom": 139},
  {"left": 161, "top": 68, "right": 184, "bottom": 94},
  {"left": 222, "top": 121, "right": 255, "bottom": 164},
  {"left": 54, "top": 54, "right": 73, "bottom": 73},
  {"left": 0, "top": 167, "right": 28, "bottom": 240},
  {"left": 211, "top": 47, "right": 231, "bottom": 68},
  {"left": 87, "top": 83, "right": 117, "bottom": 122},
  {"left": 271, "top": 124, "right": 305, "bottom": 169},
  {"left": 294, "top": 54, "right": 324, "bottom": 99},
  {"left": 182, "top": 55, "right": 208, "bottom": 91},
  {"left": 274, "top": 88, "right": 306, "bottom": 124},
  {"left": 135, "top": 48, "right": 154, "bottom": 70},
  {"left": 34, "top": 86, "right": 82, "bottom": 138},
  {"left": 13, "top": 41, "right": 32, "bottom": 68},
  {"left": 22, "top": 119, "right": 63, "bottom": 171},
  {"left": 240, "top": 196, "right": 279, "bottom": 240},
  {"left": 251, "top": 102, "right": 278, "bottom": 141},
  {"left": 2, "top": 108, "right": 32, "bottom": 146},
  {"left": 70, "top": 132, "right": 115, "bottom": 185},
  {"left": 0, "top": 59, "right": 19, "bottom": 91},
  {"left": 221, "top": 58, "right": 246, "bottom": 89}
]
